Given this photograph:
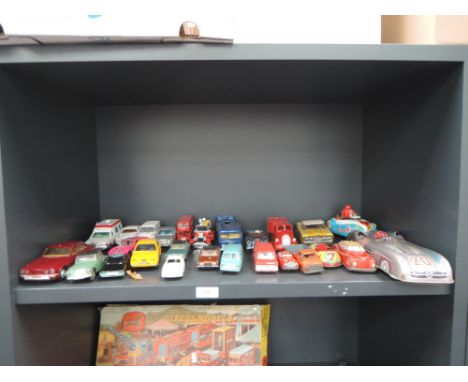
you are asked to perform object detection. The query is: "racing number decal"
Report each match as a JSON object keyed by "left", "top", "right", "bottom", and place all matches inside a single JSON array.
[{"left": 410, "top": 256, "right": 432, "bottom": 266}]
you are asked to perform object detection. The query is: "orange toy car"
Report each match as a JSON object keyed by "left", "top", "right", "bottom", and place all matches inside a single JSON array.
[{"left": 294, "top": 248, "right": 323, "bottom": 274}]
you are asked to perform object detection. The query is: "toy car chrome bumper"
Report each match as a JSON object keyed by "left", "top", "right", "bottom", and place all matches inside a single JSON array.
[
  {"left": 99, "top": 270, "right": 125, "bottom": 278},
  {"left": 21, "top": 273, "right": 59, "bottom": 281},
  {"left": 303, "top": 236, "right": 334, "bottom": 244},
  {"left": 255, "top": 264, "right": 278, "bottom": 273}
]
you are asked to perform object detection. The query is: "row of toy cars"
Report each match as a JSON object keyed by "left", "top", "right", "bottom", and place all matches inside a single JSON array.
[{"left": 19, "top": 206, "right": 455, "bottom": 284}]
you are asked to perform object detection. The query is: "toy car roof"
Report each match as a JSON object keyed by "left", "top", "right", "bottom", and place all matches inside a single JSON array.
[
  {"left": 301, "top": 219, "right": 325, "bottom": 225},
  {"left": 135, "top": 238, "right": 158, "bottom": 244},
  {"left": 48, "top": 240, "right": 83, "bottom": 248},
  {"left": 141, "top": 220, "right": 160, "bottom": 226},
  {"left": 96, "top": 218, "right": 121, "bottom": 228}
]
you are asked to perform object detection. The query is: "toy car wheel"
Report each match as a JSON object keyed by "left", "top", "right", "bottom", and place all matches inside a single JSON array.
[
  {"left": 380, "top": 259, "right": 390, "bottom": 274},
  {"left": 60, "top": 267, "right": 68, "bottom": 280},
  {"left": 90, "top": 269, "right": 96, "bottom": 281}
]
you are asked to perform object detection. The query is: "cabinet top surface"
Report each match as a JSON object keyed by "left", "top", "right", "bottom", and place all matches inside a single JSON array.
[{"left": 0, "top": 43, "right": 467, "bottom": 64}]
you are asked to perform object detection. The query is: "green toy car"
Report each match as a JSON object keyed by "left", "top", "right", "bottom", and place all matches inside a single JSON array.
[{"left": 65, "top": 250, "right": 106, "bottom": 281}]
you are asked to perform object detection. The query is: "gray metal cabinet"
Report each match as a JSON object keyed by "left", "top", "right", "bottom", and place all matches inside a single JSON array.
[{"left": 0, "top": 44, "right": 467, "bottom": 365}]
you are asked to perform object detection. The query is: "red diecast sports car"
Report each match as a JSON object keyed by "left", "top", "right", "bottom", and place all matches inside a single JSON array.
[
  {"left": 19, "top": 241, "right": 95, "bottom": 281},
  {"left": 332, "top": 240, "right": 376, "bottom": 273},
  {"left": 276, "top": 250, "right": 299, "bottom": 271}
]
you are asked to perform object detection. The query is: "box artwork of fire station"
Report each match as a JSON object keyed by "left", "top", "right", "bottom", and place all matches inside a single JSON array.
[{"left": 96, "top": 304, "right": 270, "bottom": 366}]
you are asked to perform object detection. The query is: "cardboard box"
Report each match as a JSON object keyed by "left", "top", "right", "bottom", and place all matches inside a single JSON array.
[
  {"left": 96, "top": 304, "right": 270, "bottom": 366},
  {"left": 381, "top": 15, "right": 468, "bottom": 44}
]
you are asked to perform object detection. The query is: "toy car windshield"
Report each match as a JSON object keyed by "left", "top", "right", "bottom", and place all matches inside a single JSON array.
[
  {"left": 122, "top": 228, "right": 137, "bottom": 233},
  {"left": 257, "top": 252, "right": 275, "bottom": 259},
  {"left": 223, "top": 253, "right": 239, "bottom": 259},
  {"left": 106, "top": 255, "right": 125, "bottom": 263},
  {"left": 42, "top": 248, "right": 71, "bottom": 256},
  {"left": 92, "top": 232, "right": 110, "bottom": 238},
  {"left": 159, "top": 229, "right": 174, "bottom": 235},
  {"left": 196, "top": 226, "right": 209, "bottom": 231},
  {"left": 76, "top": 254, "right": 98, "bottom": 262},
  {"left": 167, "top": 258, "right": 181, "bottom": 263},
  {"left": 140, "top": 226, "right": 155, "bottom": 232},
  {"left": 135, "top": 244, "right": 156, "bottom": 251}
]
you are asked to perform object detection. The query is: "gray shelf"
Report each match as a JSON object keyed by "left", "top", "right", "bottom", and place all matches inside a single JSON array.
[{"left": 15, "top": 254, "right": 452, "bottom": 305}]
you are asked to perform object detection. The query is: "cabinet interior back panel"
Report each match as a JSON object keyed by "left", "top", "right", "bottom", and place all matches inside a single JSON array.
[{"left": 96, "top": 104, "right": 362, "bottom": 228}]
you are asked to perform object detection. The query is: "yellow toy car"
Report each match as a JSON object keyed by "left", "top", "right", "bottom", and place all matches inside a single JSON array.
[
  {"left": 130, "top": 239, "right": 161, "bottom": 268},
  {"left": 296, "top": 219, "right": 334, "bottom": 245}
]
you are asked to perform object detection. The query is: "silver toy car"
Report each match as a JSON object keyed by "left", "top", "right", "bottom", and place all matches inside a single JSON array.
[{"left": 347, "top": 230, "right": 454, "bottom": 284}]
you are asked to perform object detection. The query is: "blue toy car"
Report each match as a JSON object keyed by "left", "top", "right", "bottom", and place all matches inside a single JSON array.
[
  {"left": 220, "top": 244, "right": 243, "bottom": 273},
  {"left": 215, "top": 215, "right": 243, "bottom": 248}
]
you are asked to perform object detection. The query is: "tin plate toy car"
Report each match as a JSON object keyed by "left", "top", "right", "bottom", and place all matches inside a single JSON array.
[
  {"left": 347, "top": 230, "right": 454, "bottom": 283},
  {"left": 276, "top": 250, "right": 299, "bottom": 271},
  {"left": 296, "top": 219, "right": 334, "bottom": 244},
  {"left": 332, "top": 240, "right": 376, "bottom": 272},
  {"left": 310, "top": 243, "right": 341, "bottom": 268},
  {"left": 267, "top": 217, "right": 297, "bottom": 251},
  {"left": 327, "top": 205, "right": 377, "bottom": 237}
]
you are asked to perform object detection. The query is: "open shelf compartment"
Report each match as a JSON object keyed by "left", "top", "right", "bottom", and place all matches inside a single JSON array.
[{"left": 0, "top": 44, "right": 467, "bottom": 365}]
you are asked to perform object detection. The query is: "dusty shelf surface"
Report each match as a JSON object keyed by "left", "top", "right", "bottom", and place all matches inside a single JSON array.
[{"left": 15, "top": 252, "right": 452, "bottom": 304}]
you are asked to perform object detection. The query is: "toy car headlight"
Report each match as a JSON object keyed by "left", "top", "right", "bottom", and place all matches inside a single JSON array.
[
  {"left": 20, "top": 268, "right": 29, "bottom": 275},
  {"left": 351, "top": 261, "right": 357, "bottom": 267}
]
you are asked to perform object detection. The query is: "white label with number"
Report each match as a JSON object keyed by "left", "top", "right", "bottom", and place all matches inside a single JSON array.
[{"left": 196, "top": 286, "right": 219, "bottom": 299}]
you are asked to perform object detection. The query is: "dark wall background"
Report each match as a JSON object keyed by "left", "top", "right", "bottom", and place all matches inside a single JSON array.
[
  {"left": 360, "top": 66, "right": 463, "bottom": 365},
  {"left": 0, "top": 68, "right": 100, "bottom": 364},
  {"left": 97, "top": 104, "right": 362, "bottom": 229}
]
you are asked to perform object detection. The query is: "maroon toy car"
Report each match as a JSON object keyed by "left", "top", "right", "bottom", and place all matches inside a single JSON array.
[{"left": 19, "top": 241, "right": 95, "bottom": 281}]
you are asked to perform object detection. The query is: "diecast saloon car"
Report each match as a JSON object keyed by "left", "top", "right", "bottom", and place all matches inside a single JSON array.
[
  {"left": 65, "top": 249, "right": 106, "bottom": 281},
  {"left": 156, "top": 226, "right": 176, "bottom": 247},
  {"left": 167, "top": 240, "right": 191, "bottom": 259},
  {"left": 138, "top": 220, "right": 161, "bottom": 239},
  {"left": 99, "top": 252, "right": 130, "bottom": 279},
  {"left": 161, "top": 255, "right": 186, "bottom": 279},
  {"left": 115, "top": 225, "right": 140, "bottom": 246},
  {"left": 347, "top": 230, "right": 454, "bottom": 283},
  {"left": 220, "top": 244, "right": 244, "bottom": 273},
  {"left": 19, "top": 241, "right": 94, "bottom": 281},
  {"left": 130, "top": 238, "right": 161, "bottom": 268}
]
